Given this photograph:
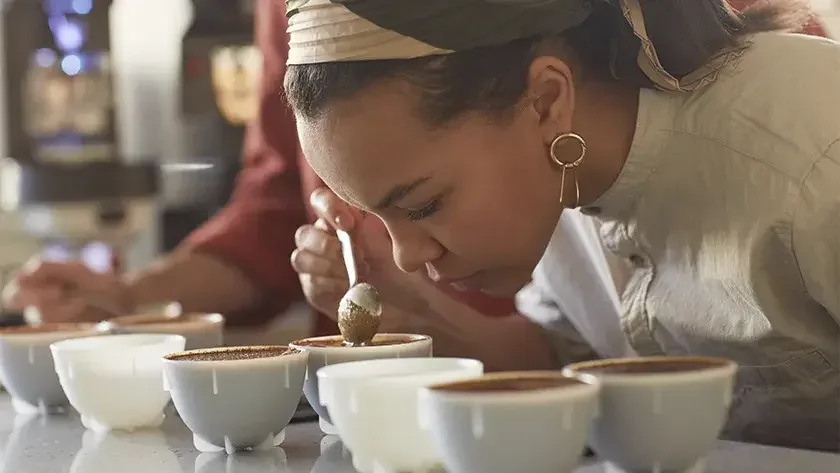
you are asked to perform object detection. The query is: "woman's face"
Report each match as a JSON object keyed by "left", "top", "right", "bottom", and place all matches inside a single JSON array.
[{"left": 296, "top": 63, "right": 574, "bottom": 296}]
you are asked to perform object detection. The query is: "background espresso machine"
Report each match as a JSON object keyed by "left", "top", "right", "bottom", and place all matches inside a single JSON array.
[
  {"left": 0, "top": 0, "right": 158, "bottom": 324},
  {"left": 163, "top": 0, "right": 259, "bottom": 251}
]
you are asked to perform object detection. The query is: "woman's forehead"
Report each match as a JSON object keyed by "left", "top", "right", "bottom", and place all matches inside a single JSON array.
[
  {"left": 297, "top": 98, "right": 439, "bottom": 206},
  {"left": 304, "top": 98, "right": 425, "bottom": 160},
  {"left": 295, "top": 80, "right": 513, "bottom": 206}
]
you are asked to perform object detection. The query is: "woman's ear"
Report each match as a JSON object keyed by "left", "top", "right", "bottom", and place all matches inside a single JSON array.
[{"left": 526, "top": 55, "right": 576, "bottom": 144}]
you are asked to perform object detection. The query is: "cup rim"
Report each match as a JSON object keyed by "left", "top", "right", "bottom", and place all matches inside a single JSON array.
[
  {"left": 290, "top": 333, "right": 431, "bottom": 352},
  {"left": 317, "top": 357, "right": 482, "bottom": 382},
  {"left": 162, "top": 345, "right": 308, "bottom": 366},
  {"left": 50, "top": 333, "right": 186, "bottom": 353},
  {"left": 562, "top": 356, "right": 738, "bottom": 384},
  {"left": 100, "top": 312, "right": 224, "bottom": 331},
  {"left": 0, "top": 323, "right": 101, "bottom": 340},
  {"left": 422, "top": 371, "right": 600, "bottom": 403}
]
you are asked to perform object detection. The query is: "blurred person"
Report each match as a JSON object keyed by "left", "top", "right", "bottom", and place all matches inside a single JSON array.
[{"left": 729, "top": 0, "right": 828, "bottom": 35}]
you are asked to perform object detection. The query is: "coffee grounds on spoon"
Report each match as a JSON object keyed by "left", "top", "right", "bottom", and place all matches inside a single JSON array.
[{"left": 338, "top": 299, "right": 381, "bottom": 346}]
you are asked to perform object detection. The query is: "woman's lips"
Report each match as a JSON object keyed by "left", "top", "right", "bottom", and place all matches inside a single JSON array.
[
  {"left": 448, "top": 280, "right": 473, "bottom": 292},
  {"left": 426, "top": 264, "right": 482, "bottom": 292},
  {"left": 425, "top": 263, "right": 442, "bottom": 282}
]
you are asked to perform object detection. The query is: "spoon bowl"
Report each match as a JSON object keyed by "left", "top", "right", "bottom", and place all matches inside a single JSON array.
[
  {"left": 337, "top": 283, "right": 382, "bottom": 345},
  {"left": 335, "top": 229, "right": 383, "bottom": 345}
]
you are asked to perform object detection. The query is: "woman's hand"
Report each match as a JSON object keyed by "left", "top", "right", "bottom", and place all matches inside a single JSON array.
[
  {"left": 291, "top": 214, "right": 352, "bottom": 316},
  {"left": 291, "top": 187, "right": 432, "bottom": 326},
  {"left": 5, "top": 258, "right": 133, "bottom": 323}
]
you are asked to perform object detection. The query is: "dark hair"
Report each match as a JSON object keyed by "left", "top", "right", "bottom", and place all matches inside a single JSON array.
[{"left": 285, "top": 0, "right": 807, "bottom": 126}]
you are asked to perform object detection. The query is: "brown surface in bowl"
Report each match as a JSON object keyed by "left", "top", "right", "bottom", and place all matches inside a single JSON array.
[
  {"left": 571, "top": 356, "right": 731, "bottom": 375},
  {"left": 165, "top": 346, "right": 299, "bottom": 362},
  {"left": 432, "top": 374, "right": 582, "bottom": 393},
  {"left": 0, "top": 323, "right": 96, "bottom": 334},
  {"left": 293, "top": 334, "right": 422, "bottom": 348}
]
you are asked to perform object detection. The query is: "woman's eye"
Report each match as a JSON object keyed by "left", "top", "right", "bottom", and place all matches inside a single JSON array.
[{"left": 406, "top": 198, "right": 442, "bottom": 221}]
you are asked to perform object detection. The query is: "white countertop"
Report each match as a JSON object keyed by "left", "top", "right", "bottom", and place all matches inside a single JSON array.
[{"left": 0, "top": 393, "right": 838, "bottom": 473}]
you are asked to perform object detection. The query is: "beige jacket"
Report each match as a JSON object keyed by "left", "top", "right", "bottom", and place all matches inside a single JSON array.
[{"left": 519, "top": 33, "right": 840, "bottom": 452}]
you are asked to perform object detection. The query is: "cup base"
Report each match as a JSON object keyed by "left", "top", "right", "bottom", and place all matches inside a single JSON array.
[
  {"left": 604, "top": 457, "right": 706, "bottom": 473},
  {"left": 194, "top": 448, "right": 288, "bottom": 473},
  {"left": 320, "top": 435, "right": 341, "bottom": 454},
  {"left": 352, "top": 454, "right": 373, "bottom": 473},
  {"left": 352, "top": 454, "right": 444, "bottom": 473},
  {"left": 80, "top": 413, "right": 165, "bottom": 433},
  {"left": 166, "top": 400, "right": 180, "bottom": 416},
  {"left": 319, "top": 417, "right": 339, "bottom": 435},
  {"left": 193, "top": 430, "right": 286, "bottom": 455}
]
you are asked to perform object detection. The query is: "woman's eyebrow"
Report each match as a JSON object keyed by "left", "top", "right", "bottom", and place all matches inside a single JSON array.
[{"left": 374, "top": 176, "right": 430, "bottom": 209}]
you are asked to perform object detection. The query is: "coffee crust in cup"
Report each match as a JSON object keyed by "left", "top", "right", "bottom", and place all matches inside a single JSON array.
[
  {"left": 565, "top": 356, "right": 733, "bottom": 375},
  {"left": 109, "top": 313, "right": 221, "bottom": 326},
  {"left": 430, "top": 372, "right": 583, "bottom": 393},
  {"left": 292, "top": 333, "right": 428, "bottom": 348},
  {"left": 0, "top": 323, "right": 97, "bottom": 335},
  {"left": 164, "top": 346, "right": 299, "bottom": 362}
]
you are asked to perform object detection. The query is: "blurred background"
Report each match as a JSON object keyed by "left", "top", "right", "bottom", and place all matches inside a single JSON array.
[
  {"left": 0, "top": 0, "right": 253, "bottom": 270},
  {"left": 0, "top": 0, "right": 307, "bottom": 340},
  {"left": 0, "top": 0, "right": 837, "bottom": 332}
]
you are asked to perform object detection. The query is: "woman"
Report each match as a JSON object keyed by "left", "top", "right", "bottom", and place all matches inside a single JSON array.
[{"left": 283, "top": 0, "right": 839, "bottom": 452}]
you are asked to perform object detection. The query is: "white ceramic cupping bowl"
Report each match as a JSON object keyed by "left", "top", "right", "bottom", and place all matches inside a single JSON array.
[
  {"left": 102, "top": 312, "right": 225, "bottom": 350},
  {"left": 419, "top": 371, "right": 601, "bottom": 473},
  {"left": 0, "top": 323, "right": 101, "bottom": 414},
  {"left": 563, "top": 357, "right": 738, "bottom": 473},
  {"left": 289, "top": 333, "right": 433, "bottom": 435},
  {"left": 50, "top": 333, "right": 186, "bottom": 432},
  {"left": 318, "top": 357, "right": 484, "bottom": 473},
  {"left": 162, "top": 346, "right": 309, "bottom": 455}
]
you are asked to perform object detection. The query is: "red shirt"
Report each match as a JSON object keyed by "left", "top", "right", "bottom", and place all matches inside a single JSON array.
[
  {"left": 181, "top": 0, "right": 830, "bottom": 332},
  {"left": 728, "top": 0, "right": 829, "bottom": 37}
]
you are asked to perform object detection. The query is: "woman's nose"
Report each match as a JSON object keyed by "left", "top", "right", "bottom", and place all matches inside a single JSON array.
[{"left": 388, "top": 224, "right": 443, "bottom": 274}]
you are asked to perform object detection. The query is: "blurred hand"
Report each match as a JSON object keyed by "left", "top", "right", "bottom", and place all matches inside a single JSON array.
[
  {"left": 6, "top": 258, "right": 133, "bottom": 323},
  {"left": 291, "top": 187, "right": 433, "bottom": 329}
]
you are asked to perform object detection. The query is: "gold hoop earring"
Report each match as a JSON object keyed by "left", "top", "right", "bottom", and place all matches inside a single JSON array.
[{"left": 549, "top": 132, "right": 587, "bottom": 208}]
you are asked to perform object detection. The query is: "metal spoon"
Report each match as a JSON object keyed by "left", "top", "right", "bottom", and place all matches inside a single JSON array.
[{"left": 335, "top": 229, "right": 382, "bottom": 346}]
